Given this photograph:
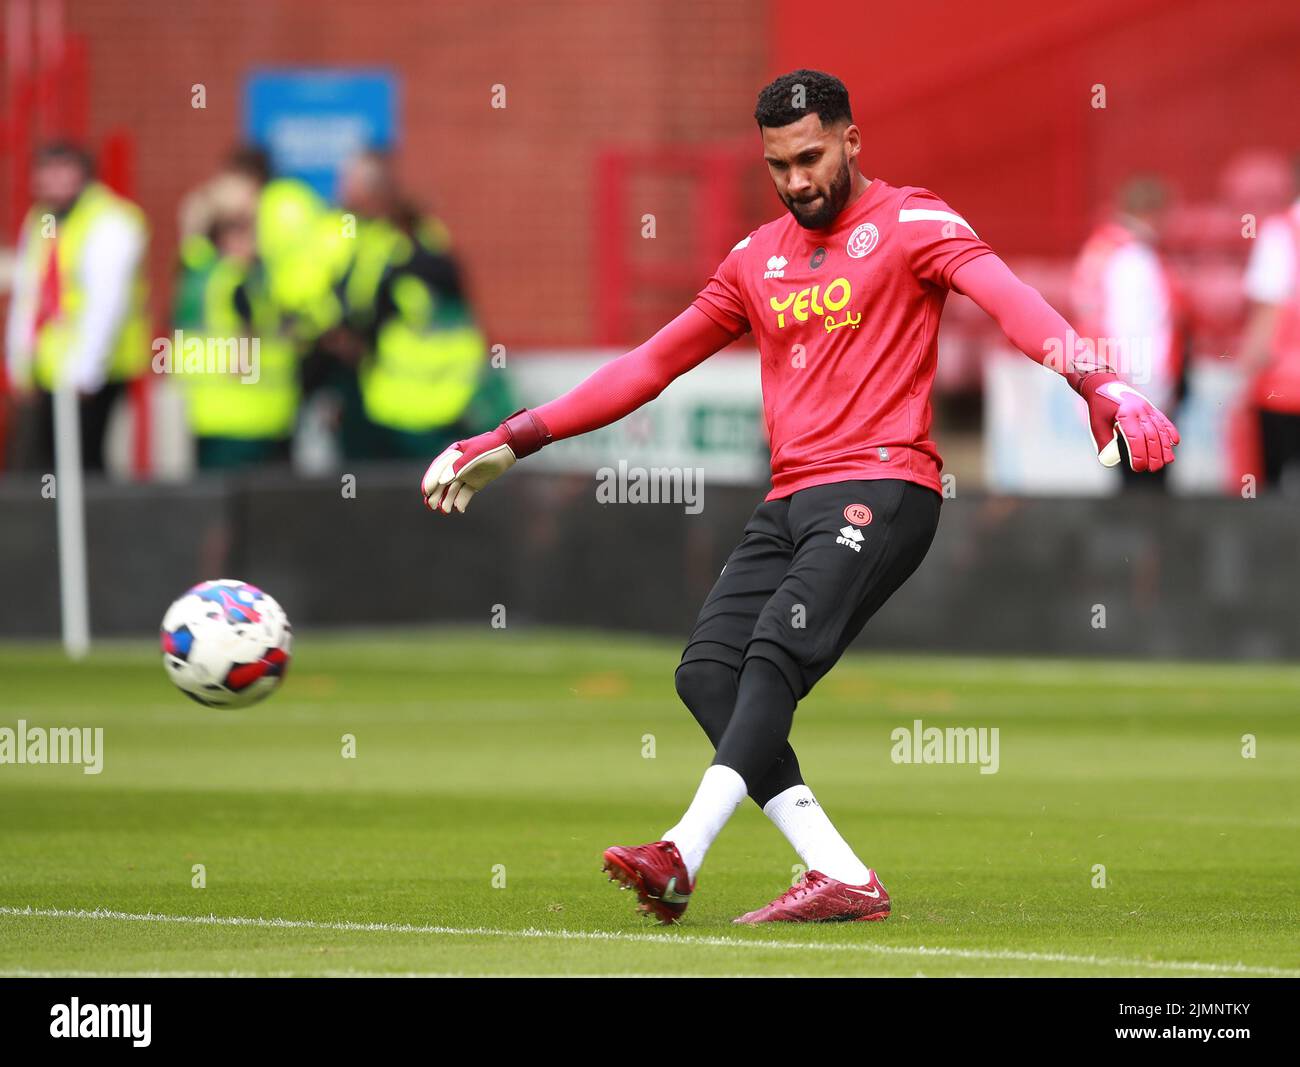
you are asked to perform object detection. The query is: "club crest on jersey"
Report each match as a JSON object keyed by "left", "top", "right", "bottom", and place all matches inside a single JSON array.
[
  {"left": 763, "top": 255, "right": 788, "bottom": 279},
  {"left": 836, "top": 525, "right": 865, "bottom": 552},
  {"left": 810, "top": 246, "right": 826, "bottom": 269},
  {"left": 769, "top": 277, "right": 859, "bottom": 331},
  {"left": 846, "top": 222, "right": 879, "bottom": 259}
]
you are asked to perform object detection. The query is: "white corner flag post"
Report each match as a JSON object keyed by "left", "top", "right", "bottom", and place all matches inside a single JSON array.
[{"left": 53, "top": 378, "right": 90, "bottom": 659}]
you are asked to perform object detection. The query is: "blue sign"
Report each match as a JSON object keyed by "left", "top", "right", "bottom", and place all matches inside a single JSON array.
[{"left": 243, "top": 69, "right": 399, "bottom": 199}]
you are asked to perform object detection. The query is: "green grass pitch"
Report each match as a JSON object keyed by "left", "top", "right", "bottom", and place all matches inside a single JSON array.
[{"left": 0, "top": 629, "right": 1297, "bottom": 977}]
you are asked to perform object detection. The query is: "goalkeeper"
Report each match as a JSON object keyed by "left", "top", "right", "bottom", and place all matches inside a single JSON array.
[{"left": 421, "top": 70, "right": 1178, "bottom": 925}]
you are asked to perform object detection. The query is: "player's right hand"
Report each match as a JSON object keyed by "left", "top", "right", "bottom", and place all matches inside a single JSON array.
[
  {"left": 421, "top": 408, "right": 552, "bottom": 514},
  {"left": 421, "top": 429, "right": 515, "bottom": 514}
]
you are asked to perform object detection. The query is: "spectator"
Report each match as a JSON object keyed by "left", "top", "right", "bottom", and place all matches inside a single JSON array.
[
  {"left": 1070, "top": 176, "right": 1190, "bottom": 491},
  {"left": 4, "top": 142, "right": 150, "bottom": 472},
  {"left": 176, "top": 204, "right": 301, "bottom": 472},
  {"left": 1239, "top": 157, "right": 1300, "bottom": 492},
  {"left": 174, "top": 170, "right": 261, "bottom": 331},
  {"left": 323, "top": 149, "right": 491, "bottom": 461}
]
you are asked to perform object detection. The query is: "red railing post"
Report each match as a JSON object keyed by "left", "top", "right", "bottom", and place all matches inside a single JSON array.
[{"left": 594, "top": 149, "right": 629, "bottom": 345}]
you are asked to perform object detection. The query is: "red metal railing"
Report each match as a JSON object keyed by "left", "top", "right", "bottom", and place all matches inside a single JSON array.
[
  {"left": 593, "top": 144, "right": 749, "bottom": 346},
  {"left": 1, "top": 0, "right": 148, "bottom": 477}
]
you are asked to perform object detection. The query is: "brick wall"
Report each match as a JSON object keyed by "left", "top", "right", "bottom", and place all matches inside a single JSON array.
[
  {"left": 771, "top": 0, "right": 1300, "bottom": 255},
  {"left": 63, "top": 0, "right": 771, "bottom": 347}
]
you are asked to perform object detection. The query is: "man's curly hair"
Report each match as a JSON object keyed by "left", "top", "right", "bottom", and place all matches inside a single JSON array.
[{"left": 754, "top": 69, "right": 853, "bottom": 129}]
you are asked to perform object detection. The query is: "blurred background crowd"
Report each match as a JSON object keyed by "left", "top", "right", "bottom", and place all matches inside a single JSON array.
[
  {"left": 3, "top": 138, "right": 512, "bottom": 475},
  {"left": 1, "top": 0, "right": 1299, "bottom": 496}
]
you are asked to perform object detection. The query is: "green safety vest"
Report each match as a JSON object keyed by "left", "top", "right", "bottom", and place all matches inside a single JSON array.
[
  {"left": 180, "top": 257, "right": 299, "bottom": 441},
  {"left": 340, "top": 216, "right": 453, "bottom": 329},
  {"left": 343, "top": 218, "right": 410, "bottom": 329},
  {"left": 172, "top": 233, "right": 218, "bottom": 332},
  {"left": 360, "top": 272, "right": 486, "bottom": 433},
  {"left": 257, "top": 178, "right": 348, "bottom": 338},
  {"left": 21, "top": 182, "right": 151, "bottom": 390}
]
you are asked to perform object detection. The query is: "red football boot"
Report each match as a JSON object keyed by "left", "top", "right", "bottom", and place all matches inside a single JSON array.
[
  {"left": 733, "top": 868, "right": 890, "bottom": 924},
  {"left": 602, "top": 840, "right": 694, "bottom": 924}
]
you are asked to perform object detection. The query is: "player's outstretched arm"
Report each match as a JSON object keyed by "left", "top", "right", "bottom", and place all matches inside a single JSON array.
[
  {"left": 950, "top": 252, "right": 1179, "bottom": 472},
  {"left": 421, "top": 305, "right": 739, "bottom": 513}
]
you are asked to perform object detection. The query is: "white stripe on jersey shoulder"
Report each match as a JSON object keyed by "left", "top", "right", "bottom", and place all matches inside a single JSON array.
[
  {"left": 731, "top": 235, "right": 751, "bottom": 251},
  {"left": 898, "top": 208, "right": 978, "bottom": 239}
]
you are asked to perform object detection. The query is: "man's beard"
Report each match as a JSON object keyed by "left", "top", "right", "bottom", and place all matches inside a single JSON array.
[{"left": 784, "top": 160, "right": 852, "bottom": 230}]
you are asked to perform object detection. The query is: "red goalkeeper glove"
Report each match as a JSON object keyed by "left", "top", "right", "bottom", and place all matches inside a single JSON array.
[
  {"left": 1077, "top": 372, "right": 1180, "bottom": 472},
  {"left": 421, "top": 408, "right": 552, "bottom": 514}
]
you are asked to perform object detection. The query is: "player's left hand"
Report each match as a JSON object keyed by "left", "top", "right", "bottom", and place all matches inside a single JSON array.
[{"left": 1079, "top": 373, "right": 1180, "bottom": 472}]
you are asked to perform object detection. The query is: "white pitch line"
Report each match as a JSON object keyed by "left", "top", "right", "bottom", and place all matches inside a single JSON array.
[{"left": 1, "top": 905, "right": 1295, "bottom": 977}]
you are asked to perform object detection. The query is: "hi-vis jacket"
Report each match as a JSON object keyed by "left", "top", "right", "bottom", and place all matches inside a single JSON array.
[
  {"left": 181, "top": 257, "right": 299, "bottom": 441},
  {"left": 5, "top": 182, "right": 150, "bottom": 391},
  {"left": 340, "top": 216, "right": 486, "bottom": 433}
]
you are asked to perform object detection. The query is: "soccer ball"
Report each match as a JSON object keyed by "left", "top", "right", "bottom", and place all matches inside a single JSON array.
[{"left": 160, "top": 579, "right": 292, "bottom": 708}]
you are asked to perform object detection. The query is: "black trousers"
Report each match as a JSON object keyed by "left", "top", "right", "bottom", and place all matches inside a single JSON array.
[
  {"left": 675, "top": 479, "right": 941, "bottom": 805},
  {"left": 1259, "top": 409, "right": 1300, "bottom": 489},
  {"left": 682, "top": 478, "right": 941, "bottom": 698},
  {"left": 26, "top": 382, "right": 127, "bottom": 473}
]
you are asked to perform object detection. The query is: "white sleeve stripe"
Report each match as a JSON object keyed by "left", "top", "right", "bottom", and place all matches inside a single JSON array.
[
  {"left": 731, "top": 236, "right": 751, "bottom": 251},
  {"left": 898, "top": 208, "right": 977, "bottom": 239}
]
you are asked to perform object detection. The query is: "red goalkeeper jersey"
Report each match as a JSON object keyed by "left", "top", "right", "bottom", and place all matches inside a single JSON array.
[{"left": 691, "top": 178, "right": 992, "bottom": 499}]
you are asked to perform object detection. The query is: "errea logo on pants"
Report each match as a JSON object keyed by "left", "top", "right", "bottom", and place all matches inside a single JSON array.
[{"left": 836, "top": 525, "right": 865, "bottom": 552}]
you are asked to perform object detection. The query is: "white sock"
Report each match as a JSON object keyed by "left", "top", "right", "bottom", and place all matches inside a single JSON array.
[
  {"left": 662, "top": 764, "right": 748, "bottom": 881},
  {"left": 763, "top": 784, "right": 872, "bottom": 885}
]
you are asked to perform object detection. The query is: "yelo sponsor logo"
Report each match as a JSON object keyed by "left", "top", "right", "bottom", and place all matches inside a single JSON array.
[{"left": 768, "top": 277, "right": 861, "bottom": 332}]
